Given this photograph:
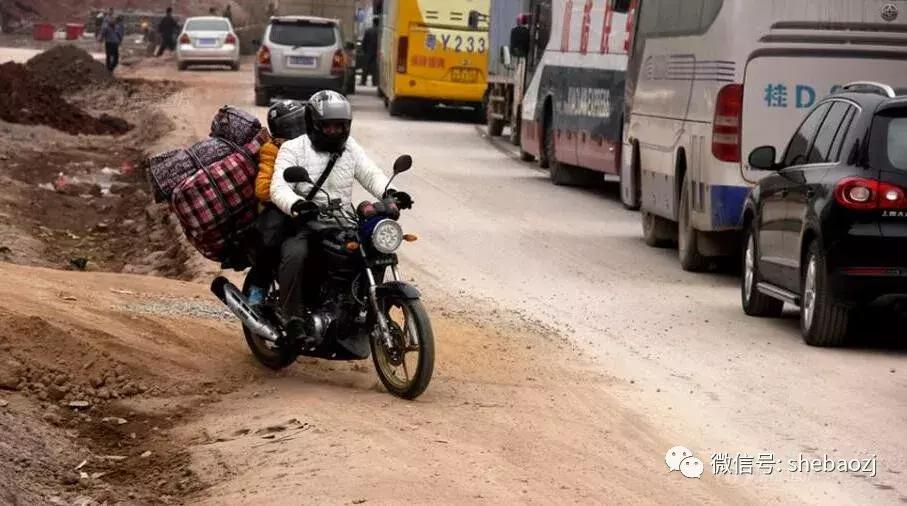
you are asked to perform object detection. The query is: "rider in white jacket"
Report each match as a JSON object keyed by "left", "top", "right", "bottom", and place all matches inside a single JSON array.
[
  {"left": 270, "top": 90, "right": 412, "bottom": 342},
  {"left": 271, "top": 134, "right": 389, "bottom": 214}
]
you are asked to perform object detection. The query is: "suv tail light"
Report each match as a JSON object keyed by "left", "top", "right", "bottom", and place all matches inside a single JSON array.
[
  {"left": 331, "top": 49, "right": 346, "bottom": 76},
  {"left": 179, "top": 34, "right": 190, "bottom": 44},
  {"left": 834, "top": 177, "right": 907, "bottom": 210},
  {"left": 257, "top": 45, "right": 272, "bottom": 71},
  {"left": 397, "top": 36, "right": 409, "bottom": 73},
  {"left": 712, "top": 83, "right": 744, "bottom": 163},
  {"left": 225, "top": 33, "right": 237, "bottom": 45}
]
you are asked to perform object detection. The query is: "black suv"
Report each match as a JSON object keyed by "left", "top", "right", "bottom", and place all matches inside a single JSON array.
[{"left": 741, "top": 82, "right": 907, "bottom": 346}]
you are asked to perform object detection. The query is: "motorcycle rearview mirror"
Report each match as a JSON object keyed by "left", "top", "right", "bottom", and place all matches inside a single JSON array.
[
  {"left": 284, "top": 166, "right": 312, "bottom": 184},
  {"left": 393, "top": 155, "right": 413, "bottom": 175}
]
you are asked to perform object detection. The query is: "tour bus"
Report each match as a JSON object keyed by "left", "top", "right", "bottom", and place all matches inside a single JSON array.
[
  {"left": 621, "top": 0, "right": 907, "bottom": 271},
  {"left": 378, "top": 0, "right": 491, "bottom": 116},
  {"left": 516, "top": 0, "right": 632, "bottom": 185}
]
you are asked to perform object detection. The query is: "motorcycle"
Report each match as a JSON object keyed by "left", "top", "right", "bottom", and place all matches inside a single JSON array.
[{"left": 211, "top": 155, "right": 434, "bottom": 400}]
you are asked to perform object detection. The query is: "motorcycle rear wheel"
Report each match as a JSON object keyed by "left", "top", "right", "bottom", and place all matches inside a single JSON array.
[
  {"left": 242, "top": 272, "right": 298, "bottom": 370},
  {"left": 371, "top": 296, "right": 434, "bottom": 400}
]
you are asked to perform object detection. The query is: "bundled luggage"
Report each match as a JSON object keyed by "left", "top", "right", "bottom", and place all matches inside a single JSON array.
[
  {"left": 148, "top": 106, "right": 262, "bottom": 202},
  {"left": 147, "top": 105, "right": 271, "bottom": 263}
]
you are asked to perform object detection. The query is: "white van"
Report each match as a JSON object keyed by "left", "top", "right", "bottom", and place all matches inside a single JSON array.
[{"left": 621, "top": 0, "right": 907, "bottom": 271}]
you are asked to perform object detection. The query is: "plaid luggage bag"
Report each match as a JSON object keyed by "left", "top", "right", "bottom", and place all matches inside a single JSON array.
[
  {"left": 148, "top": 106, "right": 262, "bottom": 203},
  {"left": 170, "top": 130, "right": 269, "bottom": 262},
  {"left": 210, "top": 105, "right": 261, "bottom": 146}
]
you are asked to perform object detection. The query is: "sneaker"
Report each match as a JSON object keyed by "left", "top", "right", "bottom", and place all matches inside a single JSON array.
[{"left": 247, "top": 286, "right": 266, "bottom": 305}]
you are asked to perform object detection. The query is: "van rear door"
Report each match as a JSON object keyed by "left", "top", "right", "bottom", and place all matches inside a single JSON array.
[{"left": 741, "top": 0, "right": 907, "bottom": 183}]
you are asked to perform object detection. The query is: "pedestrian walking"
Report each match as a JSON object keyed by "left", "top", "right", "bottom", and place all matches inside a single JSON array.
[
  {"left": 100, "top": 15, "right": 125, "bottom": 72},
  {"left": 360, "top": 16, "right": 380, "bottom": 86},
  {"left": 156, "top": 7, "right": 179, "bottom": 57},
  {"left": 223, "top": 4, "right": 233, "bottom": 24}
]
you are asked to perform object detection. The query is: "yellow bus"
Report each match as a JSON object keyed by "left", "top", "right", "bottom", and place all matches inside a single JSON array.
[{"left": 378, "top": 0, "right": 490, "bottom": 116}]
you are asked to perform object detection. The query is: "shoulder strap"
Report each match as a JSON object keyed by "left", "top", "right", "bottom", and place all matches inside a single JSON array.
[{"left": 305, "top": 149, "right": 345, "bottom": 201}]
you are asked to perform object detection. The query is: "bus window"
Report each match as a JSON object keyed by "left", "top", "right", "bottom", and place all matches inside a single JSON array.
[{"left": 638, "top": 0, "right": 722, "bottom": 38}]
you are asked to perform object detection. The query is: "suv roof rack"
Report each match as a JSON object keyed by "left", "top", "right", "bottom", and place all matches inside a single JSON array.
[{"left": 842, "top": 81, "right": 897, "bottom": 98}]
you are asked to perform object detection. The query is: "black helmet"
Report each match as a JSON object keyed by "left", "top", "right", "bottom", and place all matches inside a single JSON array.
[
  {"left": 304, "top": 90, "right": 352, "bottom": 153},
  {"left": 267, "top": 100, "right": 307, "bottom": 141}
]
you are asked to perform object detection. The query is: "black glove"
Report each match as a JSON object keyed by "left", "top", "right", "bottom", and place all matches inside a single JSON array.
[
  {"left": 385, "top": 189, "right": 414, "bottom": 210},
  {"left": 290, "top": 200, "right": 319, "bottom": 217}
]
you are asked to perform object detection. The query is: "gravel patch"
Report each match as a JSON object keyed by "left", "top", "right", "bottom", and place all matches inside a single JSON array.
[{"left": 120, "top": 297, "right": 233, "bottom": 321}]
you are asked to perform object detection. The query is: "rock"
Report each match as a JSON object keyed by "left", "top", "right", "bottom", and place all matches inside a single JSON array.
[
  {"left": 0, "top": 359, "right": 22, "bottom": 390},
  {"left": 109, "top": 182, "right": 132, "bottom": 194},
  {"left": 102, "top": 416, "right": 128, "bottom": 425},
  {"left": 61, "top": 473, "right": 80, "bottom": 485},
  {"left": 140, "top": 450, "right": 152, "bottom": 458},
  {"left": 97, "top": 387, "right": 112, "bottom": 399},
  {"left": 91, "top": 376, "right": 105, "bottom": 388},
  {"left": 68, "top": 400, "right": 91, "bottom": 409},
  {"left": 0, "top": 399, "right": 8, "bottom": 407},
  {"left": 93, "top": 222, "right": 110, "bottom": 233},
  {"left": 47, "top": 384, "right": 67, "bottom": 401},
  {"left": 43, "top": 411, "right": 64, "bottom": 426}
]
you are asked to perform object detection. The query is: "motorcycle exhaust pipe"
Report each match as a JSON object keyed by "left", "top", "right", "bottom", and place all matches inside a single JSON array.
[{"left": 211, "top": 277, "right": 282, "bottom": 343}]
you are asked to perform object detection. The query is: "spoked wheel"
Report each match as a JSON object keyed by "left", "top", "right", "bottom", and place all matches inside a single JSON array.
[
  {"left": 371, "top": 296, "right": 434, "bottom": 399},
  {"left": 241, "top": 272, "right": 298, "bottom": 370}
]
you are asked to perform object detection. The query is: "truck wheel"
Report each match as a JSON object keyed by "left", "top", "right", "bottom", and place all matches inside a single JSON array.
[
  {"left": 642, "top": 211, "right": 673, "bottom": 248},
  {"left": 678, "top": 174, "right": 708, "bottom": 271},
  {"left": 487, "top": 99, "right": 504, "bottom": 136},
  {"left": 510, "top": 111, "right": 522, "bottom": 146},
  {"left": 801, "top": 242, "right": 850, "bottom": 346}
]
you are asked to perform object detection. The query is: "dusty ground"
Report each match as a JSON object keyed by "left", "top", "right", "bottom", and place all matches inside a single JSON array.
[{"left": 0, "top": 45, "right": 904, "bottom": 506}]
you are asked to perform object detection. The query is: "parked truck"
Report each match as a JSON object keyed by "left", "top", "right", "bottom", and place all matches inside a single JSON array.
[{"left": 485, "top": 0, "right": 530, "bottom": 146}]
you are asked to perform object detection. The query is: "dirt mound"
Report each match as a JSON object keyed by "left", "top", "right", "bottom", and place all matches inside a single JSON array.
[
  {"left": 26, "top": 45, "right": 114, "bottom": 94},
  {"left": 0, "top": 62, "right": 132, "bottom": 136}
]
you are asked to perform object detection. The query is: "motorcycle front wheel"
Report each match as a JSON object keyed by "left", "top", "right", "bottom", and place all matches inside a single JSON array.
[
  {"left": 371, "top": 296, "right": 435, "bottom": 400},
  {"left": 242, "top": 271, "right": 298, "bottom": 370}
]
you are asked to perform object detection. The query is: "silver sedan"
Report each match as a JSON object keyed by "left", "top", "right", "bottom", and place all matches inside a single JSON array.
[{"left": 176, "top": 17, "right": 240, "bottom": 71}]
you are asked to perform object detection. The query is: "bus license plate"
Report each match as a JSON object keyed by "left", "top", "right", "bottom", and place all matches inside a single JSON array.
[
  {"left": 288, "top": 56, "right": 317, "bottom": 67},
  {"left": 450, "top": 68, "right": 478, "bottom": 83}
]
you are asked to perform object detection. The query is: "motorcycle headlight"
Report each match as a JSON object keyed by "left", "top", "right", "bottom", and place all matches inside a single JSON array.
[{"left": 371, "top": 219, "right": 403, "bottom": 254}]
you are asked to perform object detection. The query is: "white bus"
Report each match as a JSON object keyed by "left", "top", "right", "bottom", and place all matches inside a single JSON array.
[{"left": 621, "top": 0, "right": 907, "bottom": 271}]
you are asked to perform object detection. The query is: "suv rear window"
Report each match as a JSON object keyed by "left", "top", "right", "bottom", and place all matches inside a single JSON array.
[
  {"left": 269, "top": 21, "right": 337, "bottom": 47},
  {"left": 185, "top": 19, "right": 231, "bottom": 31},
  {"left": 871, "top": 111, "right": 907, "bottom": 172}
]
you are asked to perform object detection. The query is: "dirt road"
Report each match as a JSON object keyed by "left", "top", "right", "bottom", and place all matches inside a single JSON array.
[
  {"left": 0, "top": 47, "right": 903, "bottom": 505},
  {"left": 126, "top": 58, "right": 904, "bottom": 505}
]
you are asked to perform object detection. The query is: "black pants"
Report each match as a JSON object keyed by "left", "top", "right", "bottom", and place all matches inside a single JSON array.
[
  {"left": 105, "top": 42, "right": 120, "bottom": 72},
  {"left": 279, "top": 226, "right": 318, "bottom": 316},
  {"left": 360, "top": 56, "right": 377, "bottom": 86},
  {"left": 156, "top": 36, "right": 176, "bottom": 56},
  {"left": 247, "top": 205, "right": 291, "bottom": 290}
]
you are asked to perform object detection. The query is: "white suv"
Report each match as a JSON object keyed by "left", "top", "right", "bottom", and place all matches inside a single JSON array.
[{"left": 254, "top": 16, "right": 356, "bottom": 106}]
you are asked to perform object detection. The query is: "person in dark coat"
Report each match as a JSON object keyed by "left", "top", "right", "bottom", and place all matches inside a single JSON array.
[
  {"left": 100, "top": 15, "right": 125, "bottom": 72},
  {"left": 223, "top": 5, "right": 233, "bottom": 24},
  {"left": 360, "top": 16, "right": 380, "bottom": 86},
  {"left": 156, "top": 7, "right": 179, "bottom": 57}
]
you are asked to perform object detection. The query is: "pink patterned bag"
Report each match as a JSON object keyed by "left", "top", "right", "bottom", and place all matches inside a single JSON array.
[{"left": 170, "top": 130, "right": 270, "bottom": 261}]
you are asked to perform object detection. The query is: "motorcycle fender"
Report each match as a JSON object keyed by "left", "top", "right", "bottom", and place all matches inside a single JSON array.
[{"left": 376, "top": 281, "right": 421, "bottom": 300}]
